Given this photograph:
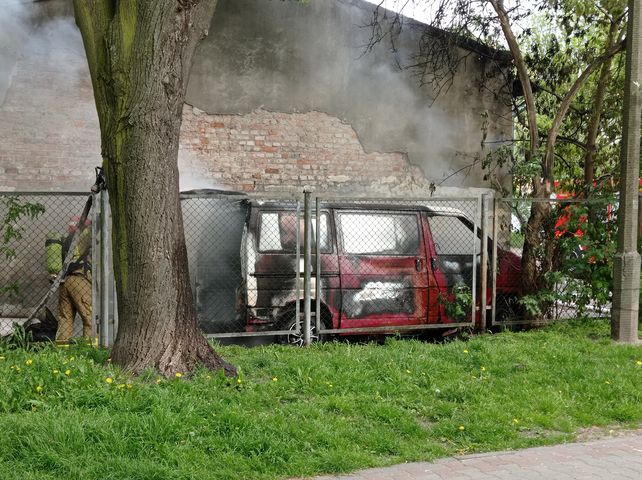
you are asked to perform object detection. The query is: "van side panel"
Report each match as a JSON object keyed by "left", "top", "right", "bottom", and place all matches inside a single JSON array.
[{"left": 335, "top": 210, "right": 429, "bottom": 329}]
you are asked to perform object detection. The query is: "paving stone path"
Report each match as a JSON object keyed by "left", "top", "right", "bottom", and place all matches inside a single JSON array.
[{"left": 311, "top": 433, "right": 642, "bottom": 479}]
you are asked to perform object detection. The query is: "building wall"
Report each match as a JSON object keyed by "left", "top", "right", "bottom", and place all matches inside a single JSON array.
[
  {"left": 179, "top": 105, "right": 431, "bottom": 194},
  {"left": 188, "top": 0, "right": 513, "bottom": 191},
  {"left": 0, "top": 0, "right": 511, "bottom": 196}
]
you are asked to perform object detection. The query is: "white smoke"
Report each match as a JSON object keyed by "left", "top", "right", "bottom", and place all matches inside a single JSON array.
[
  {"left": 179, "top": 172, "right": 229, "bottom": 192},
  {"left": 178, "top": 147, "right": 228, "bottom": 192},
  {"left": 0, "top": 0, "right": 31, "bottom": 106},
  {"left": 0, "top": 1, "right": 87, "bottom": 105}
]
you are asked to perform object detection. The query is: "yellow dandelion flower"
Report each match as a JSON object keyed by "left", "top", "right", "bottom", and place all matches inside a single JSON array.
[
  {"left": 480, "top": 366, "right": 486, "bottom": 372},
  {"left": 513, "top": 418, "right": 519, "bottom": 424},
  {"left": 105, "top": 377, "right": 114, "bottom": 384},
  {"left": 0, "top": 356, "right": 5, "bottom": 361},
  {"left": 52, "top": 369, "right": 59, "bottom": 374},
  {"left": 35, "top": 385, "right": 43, "bottom": 393},
  {"left": 463, "top": 349, "right": 469, "bottom": 354},
  {"left": 605, "top": 380, "right": 611, "bottom": 385},
  {"left": 175, "top": 372, "right": 183, "bottom": 378},
  {"left": 15, "top": 367, "right": 21, "bottom": 373},
  {"left": 117, "top": 384, "right": 125, "bottom": 389},
  {"left": 458, "top": 425, "right": 465, "bottom": 431},
  {"left": 10, "top": 365, "right": 15, "bottom": 370},
  {"left": 636, "top": 360, "right": 642, "bottom": 366},
  {"left": 64, "top": 369, "right": 71, "bottom": 376},
  {"left": 156, "top": 378, "right": 162, "bottom": 384},
  {"left": 406, "top": 369, "right": 411, "bottom": 374},
  {"left": 25, "top": 359, "right": 33, "bottom": 366},
  {"left": 328, "top": 383, "right": 334, "bottom": 388},
  {"left": 237, "top": 378, "right": 242, "bottom": 384},
  {"left": 272, "top": 377, "right": 278, "bottom": 382},
  {"left": 126, "top": 383, "right": 133, "bottom": 389}
]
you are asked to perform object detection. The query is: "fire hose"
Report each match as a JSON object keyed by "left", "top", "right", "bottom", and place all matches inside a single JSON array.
[{"left": 24, "top": 167, "right": 106, "bottom": 326}]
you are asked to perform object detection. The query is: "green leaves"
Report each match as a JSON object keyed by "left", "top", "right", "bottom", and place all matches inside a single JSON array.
[{"left": 1, "top": 196, "right": 45, "bottom": 259}]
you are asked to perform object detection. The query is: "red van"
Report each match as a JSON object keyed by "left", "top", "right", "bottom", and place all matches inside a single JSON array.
[{"left": 240, "top": 200, "right": 521, "bottom": 343}]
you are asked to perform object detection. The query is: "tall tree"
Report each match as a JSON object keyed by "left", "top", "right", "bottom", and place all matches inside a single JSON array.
[
  {"left": 73, "top": 0, "right": 236, "bottom": 377},
  {"left": 367, "top": 0, "right": 626, "bottom": 305}
]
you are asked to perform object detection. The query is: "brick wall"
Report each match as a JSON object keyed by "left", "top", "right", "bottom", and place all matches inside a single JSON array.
[
  {"left": 179, "top": 105, "right": 433, "bottom": 195},
  {"left": 0, "top": 20, "right": 101, "bottom": 192},
  {"left": 0, "top": 19, "right": 434, "bottom": 196}
]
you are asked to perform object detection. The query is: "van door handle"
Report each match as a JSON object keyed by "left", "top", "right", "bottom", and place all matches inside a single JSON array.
[
  {"left": 430, "top": 257, "right": 437, "bottom": 271},
  {"left": 415, "top": 259, "right": 422, "bottom": 271}
]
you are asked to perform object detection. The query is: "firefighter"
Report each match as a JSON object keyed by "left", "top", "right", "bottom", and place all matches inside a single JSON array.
[{"left": 52, "top": 216, "right": 93, "bottom": 343}]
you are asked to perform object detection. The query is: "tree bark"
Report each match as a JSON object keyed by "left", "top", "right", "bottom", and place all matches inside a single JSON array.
[
  {"left": 584, "top": 21, "right": 621, "bottom": 187},
  {"left": 74, "top": 0, "right": 236, "bottom": 376}
]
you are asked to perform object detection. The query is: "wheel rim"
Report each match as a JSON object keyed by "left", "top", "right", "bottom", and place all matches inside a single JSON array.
[{"left": 285, "top": 316, "right": 319, "bottom": 347}]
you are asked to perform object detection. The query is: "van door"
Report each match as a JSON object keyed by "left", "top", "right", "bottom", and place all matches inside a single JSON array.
[
  {"left": 245, "top": 208, "right": 340, "bottom": 330},
  {"left": 335, "top": 209, "right": 428, "bottom": 330}
]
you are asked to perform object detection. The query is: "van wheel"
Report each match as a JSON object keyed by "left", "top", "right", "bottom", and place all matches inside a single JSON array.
[{"left": 280, "top": 313, "right": 320, "bottom": 347}]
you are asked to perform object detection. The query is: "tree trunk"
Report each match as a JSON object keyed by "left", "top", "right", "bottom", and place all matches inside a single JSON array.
[
  {"left": 74, "top": 0, "right": 236, "bottom": 376},
  {"left": 520, "top": 183, "right": 550, "bottom": 295},
  {"left": 585, "top": 21, "right": 620, "bottom": 188}
]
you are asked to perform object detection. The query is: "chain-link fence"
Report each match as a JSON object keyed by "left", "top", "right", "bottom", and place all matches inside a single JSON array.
[
  {"left": 493, "top": 195, "right": 617, "bottom": 325},
  {"left": 1, "top": 190, "right": 618, "bottom": 346},
  {"left": 0, "top": 193, "right": 97, "bottom": 342}
]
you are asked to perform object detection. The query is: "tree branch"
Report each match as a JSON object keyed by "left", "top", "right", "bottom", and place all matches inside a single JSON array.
[
  {"left": 489, "top": 0, "right": 539, "bottom": 174},
  {"left": 543, "top": 37, "right": 626, "bottom": 184}
]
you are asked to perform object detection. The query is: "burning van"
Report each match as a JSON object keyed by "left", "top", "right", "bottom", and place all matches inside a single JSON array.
[{"left": 181, "top": 191, "right": 521, "bottom": 342}]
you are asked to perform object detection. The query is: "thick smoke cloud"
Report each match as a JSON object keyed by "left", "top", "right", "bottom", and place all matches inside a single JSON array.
[{"left": 0, "top": 0, "right": 31, "bottom": 106}]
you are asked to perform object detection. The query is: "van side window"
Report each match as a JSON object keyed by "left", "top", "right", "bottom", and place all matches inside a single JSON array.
[
  {"left": 258, "top": 212, "right": 329, "bottom": 252},
  {"left": 338, "top": 212, "right": 419, "bottom": 255},
  {"left": 428, "top": 216, "right": 480, "bottom": 255}
]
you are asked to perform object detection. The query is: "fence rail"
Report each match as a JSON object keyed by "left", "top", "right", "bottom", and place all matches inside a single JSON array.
[{"left": 0, "top": 191, "right": 616, "bottom": 346}]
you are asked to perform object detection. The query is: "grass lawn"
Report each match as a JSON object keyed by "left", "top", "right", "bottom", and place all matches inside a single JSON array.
[{"left": 0, "top": 320, "right": 641, "bottom": 479}]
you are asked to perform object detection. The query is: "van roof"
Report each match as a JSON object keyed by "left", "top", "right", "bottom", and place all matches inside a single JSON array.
[{"left": 250, "top": 199, "right": 470, "bottom": 218}]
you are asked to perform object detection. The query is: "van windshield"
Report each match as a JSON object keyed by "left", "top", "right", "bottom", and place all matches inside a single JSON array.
[
  {"left": 258, "top": 212, "right": 330, "bottom": 252},
  {"left": 428, "top": 215, "right": 480, "bottom": 255}
]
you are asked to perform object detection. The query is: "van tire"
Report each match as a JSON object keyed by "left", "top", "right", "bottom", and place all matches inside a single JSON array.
[{"left": 279, "top": 313, "right": 321, "bottom": 347}]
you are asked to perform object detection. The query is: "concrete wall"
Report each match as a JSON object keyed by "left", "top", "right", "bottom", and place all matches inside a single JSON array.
[
  {"left": 0, "top": 0, "right": 512, "bottom": 196},
  {"left": 187, "top": 0, "right": 513, "bottom": 190}
]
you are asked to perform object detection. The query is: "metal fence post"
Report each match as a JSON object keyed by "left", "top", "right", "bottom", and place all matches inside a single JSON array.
[
  {"left": 295, "top": 200, "right": 301, "bottom": 334},
  {"left": 490, "top": 197, "right": 499, "bottom": 326},
  {"left": 91, "top": 193, "right": 100, "bottom": 343},
  {"left": 479, "top": 194, "right": 488, "bottom": 332},
  {"left": 100, "top": 190, "right": 110, "bottom": 348},
  {"left": 303, "top": 188, "right": 312, "bottom": 346},
  {"left": 315, "top": 195, "right": 321, "bottom": 335},
  {"left": 470, "top": 196, "right": 480, "bottom": 326}
]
